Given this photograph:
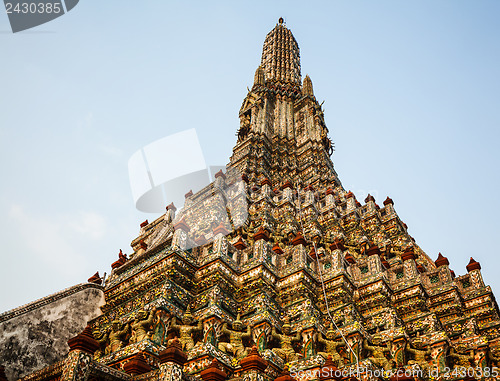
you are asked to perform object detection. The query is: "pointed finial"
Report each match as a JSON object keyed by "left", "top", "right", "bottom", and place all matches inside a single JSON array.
[
  {"left": 87, "top": 272, "right": 102, "bottom": 285},
  {"left": 435, "top": 252, "right": 450, "bottom": 267},
  {"left": 166, "top": 202, "right": 177, "bottom": 212},
  {"left": 365, "top": 194, "right": 375, "bottom": 203},
  {"left": 466, "top": 257, "right": 481, "bottom": 272},
  {"left": 254, "top": 66, "right": 265, "bottom": 86},
  {"left": 383, "top": 196, "right": 394, "bottom": 206},
  {"left": 303, "top": 75, "right": 314, "bottom": 96}
]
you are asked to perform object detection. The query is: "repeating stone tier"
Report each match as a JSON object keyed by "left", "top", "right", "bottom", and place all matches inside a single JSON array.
[{"left": 76, "top": 173, "right": 500, "bottom": 379}]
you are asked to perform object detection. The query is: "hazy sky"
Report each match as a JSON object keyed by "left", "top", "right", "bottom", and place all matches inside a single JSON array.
[{"left": 1, "top": 1, "right": 499, "bottom": 313}]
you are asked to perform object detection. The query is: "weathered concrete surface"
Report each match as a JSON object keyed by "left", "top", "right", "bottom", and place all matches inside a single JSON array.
[{"left": 0, "top": 283, "right": 104, "bottom": 380}]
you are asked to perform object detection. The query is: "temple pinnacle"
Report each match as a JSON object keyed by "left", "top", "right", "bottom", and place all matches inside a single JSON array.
[{"left": 261, "top": 19, "right": 301, "bottom": 84}]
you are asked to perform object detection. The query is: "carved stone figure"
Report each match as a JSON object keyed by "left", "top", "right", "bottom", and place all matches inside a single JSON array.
[
  {"left": 245, "top": 221, "right": 256, "bottom": 245},
  {"left": 237, "top": 114, "right": 251, "bottom": 141},
  {"left": 317, "top": 323, "right": 345, "bottom": 367},
  {"left": 218, "top": 313, "right": 252, "bottom": 359},
  {"left": 170, "top": 306, "right": 203, "bottom": 352},
  {"left": 449, "top": 348, "right": 474, "bottom": 368},
  {"left": 321, "top": 128, "right": 334, "bottom": 155},
  {"left": 92, "top": 327, "right": 109, "bottom": 359},
  {"left": 107, "top": 320, "right": 130, "bottom": 354},
  {"left": 407, "top": 344, "right": 431, "bottom": 370},
  {"left": 488, "top": 345, "right": 500, "bottom": 368},
  {"left": 130, "top": 307, "right": 157, "bottom": 343},
  {"left": 271, "top": 318, "right": 302, "bottom": 363},
  {"left": 363, "top": 338, "right": 394, "bottom": 370}
]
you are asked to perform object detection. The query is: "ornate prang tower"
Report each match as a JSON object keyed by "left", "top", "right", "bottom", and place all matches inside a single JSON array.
[
  {"left": 232, "top": 17, "right": 339, "bottom": 189},
  {"left": 9, "top": 19, "right": 500, "bottom": 381}
]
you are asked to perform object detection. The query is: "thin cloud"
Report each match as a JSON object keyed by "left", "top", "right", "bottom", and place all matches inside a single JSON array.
[
  {"left": 8, "top": 205, "right": 107, "bottom": 277},
  {"left": 69, "top": 211, "right": 107, "bottom": 240}
]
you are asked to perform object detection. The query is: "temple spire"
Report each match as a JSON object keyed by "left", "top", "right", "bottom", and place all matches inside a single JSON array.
[
  {"left": 303, "top": 75, "right": 314, "bottom": 96},
  {"left": 232, "top": 20, "right": 340, "bottom": 187},
  {"left": 253, "top": 65, "right": 265, "bottom": 86},
  {"left": 261, "top": 18, "right": 301, "bottom": 84}
]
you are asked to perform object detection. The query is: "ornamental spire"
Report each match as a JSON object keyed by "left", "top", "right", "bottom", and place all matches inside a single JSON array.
[
  {"left": 303, "top": 75, "right": 314, "bottom": 96},
  {"left": 261, "top": 18, "right": 301, "bottom": 84},
  {"left": 253, "top": 65, "right": 265, "bottom": 86}
]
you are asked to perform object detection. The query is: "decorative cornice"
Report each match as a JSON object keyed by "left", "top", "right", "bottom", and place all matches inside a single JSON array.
[
  {"left": 159, "top": 338, "right": 187, "bottom": 365},
  {"left": 275, "top": 367, "right": 296, "bottom": 381},
  {"left": 240, "top": 346, "right": 267, "bottom": 372},
  {"left": 401, "top": 247, "right": 416, "bottom": 261},
  {"left": 173, "top": 216, "right": 190, "bottom": 232},
  {"left": 254, "top": 226, "right": 270, "bottom": 242},
  {"left": 67, "top": 324, "right": 99, "bottom": 355},
  {"left": 200, "top": 359, "right": 226, "bottom": 381},
  {"left": 123, "top": 351, "right": 151, "bottom": 375},
  {"left": 292, "top": 232, "right": 307, "bottom": 246},
  {"left": 319, "top": 355, "right": 342, "bottom": 381}
]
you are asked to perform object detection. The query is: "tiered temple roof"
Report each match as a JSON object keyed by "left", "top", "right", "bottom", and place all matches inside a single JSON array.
[{"left": 8, "top": 18, "right": 500, "bottom": 381}]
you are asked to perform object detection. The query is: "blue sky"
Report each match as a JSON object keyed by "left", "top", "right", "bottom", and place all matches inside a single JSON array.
[{"left": 1, "top": 1, "right": 499, "bottom": 312}]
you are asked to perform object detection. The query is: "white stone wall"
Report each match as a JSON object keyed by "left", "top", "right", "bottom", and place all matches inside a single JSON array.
[{"left": 0, "top": 283, "right": 104, "bottom": 380}]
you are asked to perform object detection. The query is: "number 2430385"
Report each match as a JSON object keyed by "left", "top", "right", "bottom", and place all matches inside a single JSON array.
[
  {"left": 443, "top": 366, "right": 499, "bottom": 378},
  {"left": 5, "top": 2, "right": 62, "bottom": 14}
]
